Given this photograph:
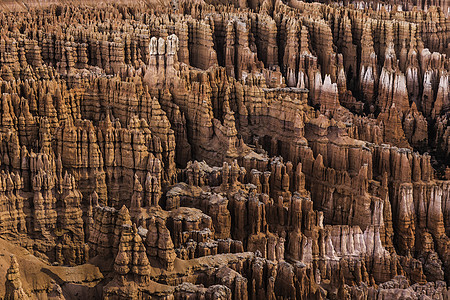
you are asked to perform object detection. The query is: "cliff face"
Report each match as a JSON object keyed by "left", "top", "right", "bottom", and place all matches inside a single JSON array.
[{"left": 0, "top": 0, "right": 449, "bottom": 299}]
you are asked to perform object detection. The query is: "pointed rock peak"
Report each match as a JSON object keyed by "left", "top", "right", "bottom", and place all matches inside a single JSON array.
[
  {"left": 118, "top": 205, "right": 130, "bottom": 218},
  {"left": 134, "top": 173, "right": 140, "bottom": 184},
  {"left": 315, "top": 154, "right": 324, "bottom": 168},
  {"left": 63, "top": 171, "right": 70, "bottom": 181},
  {"left": 323, "top": 74, "right": 332, "bottom": 86},
  {"left": 105, "top": 113, "right": 112, "bottom": 127}
]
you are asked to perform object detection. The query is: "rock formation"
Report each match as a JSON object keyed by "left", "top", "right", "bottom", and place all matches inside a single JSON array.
[
  {"left": 0, "top": 0, "right": 449, "bottom": 299},
  {"left": 4, "top": 255, "right": 29, "bottom": 300}
]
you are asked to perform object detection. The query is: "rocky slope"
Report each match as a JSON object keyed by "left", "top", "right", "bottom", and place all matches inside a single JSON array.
[{"left": 0, "top": 0, "right": 449, "bottom": 299}]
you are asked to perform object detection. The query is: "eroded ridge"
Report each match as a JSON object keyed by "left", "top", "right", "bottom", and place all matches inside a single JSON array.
[{"left": 0, "top": 0, "right": 449, "bottom": 299}]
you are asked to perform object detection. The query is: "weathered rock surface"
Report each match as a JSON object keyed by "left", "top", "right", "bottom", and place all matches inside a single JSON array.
[{"left": 0, "top": 0, "right": 449, "bottom": 299}]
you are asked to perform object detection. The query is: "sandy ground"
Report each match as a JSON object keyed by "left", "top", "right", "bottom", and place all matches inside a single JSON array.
[{"left": 0, "top": 237, "right": 103, "bottom": 299}]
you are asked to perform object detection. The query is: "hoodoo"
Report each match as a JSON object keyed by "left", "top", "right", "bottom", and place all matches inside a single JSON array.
[{"left": 0, "top": 0, "right": 449, "bottom": 298}]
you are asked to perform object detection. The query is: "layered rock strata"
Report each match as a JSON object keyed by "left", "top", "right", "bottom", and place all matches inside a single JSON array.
[{"left": 0, "top": 0, "right": 449, "bottom": 299}]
